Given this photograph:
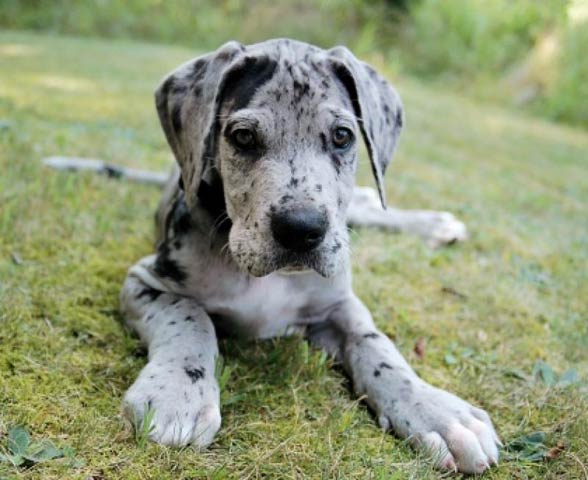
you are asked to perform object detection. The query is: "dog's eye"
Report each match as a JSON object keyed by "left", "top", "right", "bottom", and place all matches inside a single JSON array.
[
  {"left": 231, "top": 128, "right": 256, "bottom": 150},
  {"left": 332, "top": 127, "right": 354, "bottom": 149}
]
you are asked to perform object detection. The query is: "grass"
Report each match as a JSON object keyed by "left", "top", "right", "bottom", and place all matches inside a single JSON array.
[{"left": 0, "top": 31, "right": 587, "bottom": 479}]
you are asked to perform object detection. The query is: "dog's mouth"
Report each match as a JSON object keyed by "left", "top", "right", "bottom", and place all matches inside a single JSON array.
[
  {"left": 277, "top": 264, "right": 313, "bottom": 275},
  {"left": 235, "top": 248, "right": 334, "bottom": 278},
  {"left": 270, "top": 249, "right": 337, "bottom": 278}
]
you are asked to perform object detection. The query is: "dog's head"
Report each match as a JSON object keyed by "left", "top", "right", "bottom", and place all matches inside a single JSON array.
[{"left": 155, "top": 39, "right": 403, "bottom": 277}]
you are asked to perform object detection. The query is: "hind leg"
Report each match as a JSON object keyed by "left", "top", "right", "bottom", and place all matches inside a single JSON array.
[{"left": 347, "top": 186, "right": 467, "bottom": 248}]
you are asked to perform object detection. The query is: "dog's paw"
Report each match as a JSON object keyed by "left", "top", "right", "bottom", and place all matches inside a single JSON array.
[
  {"left": 413, "top": 211, "right": 468, "bottom": 248},
  {"left": 377, "top": 382, "right": 500, "bottom": 474},
  {"left": 122, "top": 360, "right": 221, "bottom": 448}
]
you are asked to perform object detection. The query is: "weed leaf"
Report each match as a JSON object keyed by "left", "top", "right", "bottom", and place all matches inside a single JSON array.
[
  {"left": 558, "top": 369, "right": 579, "bottom": 386},
  {"left": 532, "top": 361, "right": 582, "bottom": 388},
  {"left": 23, "top": 440, "right": 64, "bottom": 463},
  {"left": 444, "top": 354, "right": 457, "bottom": 365},
  {"left": 135, "top": 403, "right": 156, "bottom": 448},
  {"left": 8, "top": 426, "right": 30, "bottom": 456},
  {"left": 505, "top": 431, "right": 552, "bottom": 462},
  {"left": 532, "top": 361, "right": 556, "bottom": 386}
]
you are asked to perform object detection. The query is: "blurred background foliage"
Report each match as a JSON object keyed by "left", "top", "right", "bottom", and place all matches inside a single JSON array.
[{"left": 1, "top": 0, "right": 587, "bottom": 128}]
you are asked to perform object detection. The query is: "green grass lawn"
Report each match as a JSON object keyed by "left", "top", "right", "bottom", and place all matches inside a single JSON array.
[{"left": 1, "top": 31, "right": 587, "bottom": 479}]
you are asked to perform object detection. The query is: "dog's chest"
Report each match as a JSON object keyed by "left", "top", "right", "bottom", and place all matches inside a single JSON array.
[{"left": 194, "top": 268, "right": 348, "bottom": 339}]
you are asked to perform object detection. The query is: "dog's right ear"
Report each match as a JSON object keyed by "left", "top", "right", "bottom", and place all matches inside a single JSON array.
[{"left": 155, "top": 41, "right": 245, "bottom": 208}]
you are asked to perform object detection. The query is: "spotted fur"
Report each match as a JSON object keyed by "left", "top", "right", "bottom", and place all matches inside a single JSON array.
[{"left": 120, "top": 39, "right": 496, "bottom": 474}]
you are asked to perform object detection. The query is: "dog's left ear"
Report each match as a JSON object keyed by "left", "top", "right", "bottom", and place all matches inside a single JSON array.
[{"left": 327, "top": 47, "right": 404, "bottom": 209}]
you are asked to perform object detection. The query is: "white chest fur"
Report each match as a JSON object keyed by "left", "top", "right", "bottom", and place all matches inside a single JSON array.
[{"left": 134, "top": 254, "right": 350, "bottom": 339}]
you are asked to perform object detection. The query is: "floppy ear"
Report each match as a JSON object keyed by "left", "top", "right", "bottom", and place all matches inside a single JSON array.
[
  {"left": 327, "top": 46, "right": 404, "bottom": 209},
  {"left": 154, "top": 41, "right": 245, "bottom": 208}
]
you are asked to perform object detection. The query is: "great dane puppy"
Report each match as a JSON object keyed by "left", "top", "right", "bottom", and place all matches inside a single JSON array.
[{"left": 120, "top": 39, "right": 499, "bottom": 474}]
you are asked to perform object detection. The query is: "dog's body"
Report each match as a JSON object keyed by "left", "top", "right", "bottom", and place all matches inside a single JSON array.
[{"left": 116, "top": 39, "right": 499, "bottom": 474}]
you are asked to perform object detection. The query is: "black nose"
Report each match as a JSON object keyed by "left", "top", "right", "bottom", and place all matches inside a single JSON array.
[{"left": 270, "top": 207, "right": 328, "bottom": 252}]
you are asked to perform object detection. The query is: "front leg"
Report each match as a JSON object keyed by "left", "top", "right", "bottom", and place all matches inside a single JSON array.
[
  {"left": 326, "top": 295, "right": 500, "bottom": 474},
  {"left": 120, "top": 260, "right": 221, "bottom": 447}
]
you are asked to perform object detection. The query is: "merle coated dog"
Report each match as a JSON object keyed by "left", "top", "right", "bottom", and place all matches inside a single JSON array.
[{"left": 82, "top": 39, "right": 496, "bottom": 474}]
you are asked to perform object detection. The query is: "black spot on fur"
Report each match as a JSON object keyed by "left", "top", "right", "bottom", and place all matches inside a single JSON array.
[
  {"left": 184, "top": 367, "right": 205, "bottom": 383},
  {"left": 217, "top": 48, "right": 237, "bottom": 62},
  {"left": 331, "top": 241, "right": 342, "bottom": 253},
  {"left": 292, "top": 80, "right": 310, "bottom": 102},
  {"left": 396, "top": 109, "right": 403, "bottom": 128},
  {"left": 319, "top": 133, "right": 328, "bottom": 152},
  {"left": 170, "top": 194, "right": 193, "bottom": 236},
  {"left": 363, "top": 332, "right": 379, "bottom": 339},
  {"left": 154, "top": 245, "right": 187, "bottom": 284},
  {"left": 330, "top": 153, "right": 342, "bottom": 174},
  {"left": 315, "top": 184, "right": 322, "bottom": 192},
  {"left": 102, "top": 164, "right": 124, "bottom": 179},
  {"left": 379, "top": 362, "right": 393, "bottom": 370},
  {"left": 222, "top": 56, "right": 278, "bottom": 112},
  {"left": 189, "top": 59, "right": 207, "bottom": 90},
  {"left": 279, "top": 194, "right": 293, "bottom": 205},
  {"left": 171, "top": 102, "right": 182, "bottom": 133},
  {"left": 157, "top": 76, "right": 174, "bottom": 107},
  {"left": 137, "top": 287, "right": 163, "bottom": 301},
  {"left": 374, "top": 369, "right": 381, "bottom": 377}
]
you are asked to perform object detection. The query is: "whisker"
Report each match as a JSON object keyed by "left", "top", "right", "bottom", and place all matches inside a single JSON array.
[
  {"left": 209, "top": 213, "right": 231, "bottom": 247},
  {"left": 219, "top": 241, "right": 231, "bottom": 257}
]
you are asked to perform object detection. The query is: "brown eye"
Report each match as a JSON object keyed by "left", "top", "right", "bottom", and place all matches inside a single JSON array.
[
  {"left": 332, "top": 127, "right": 354, "bottom": 149},
  {"left": 231, "top": 128, "right": 256, "bottom": 149}
]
